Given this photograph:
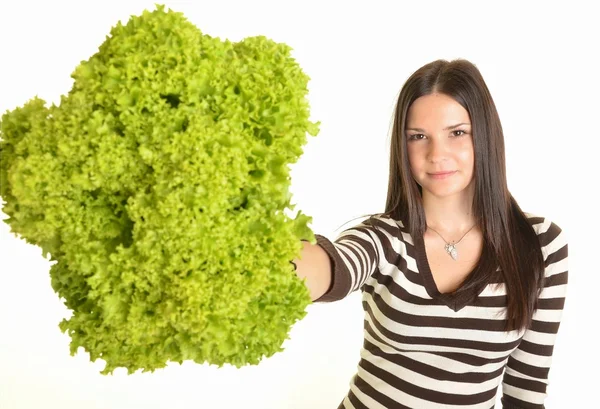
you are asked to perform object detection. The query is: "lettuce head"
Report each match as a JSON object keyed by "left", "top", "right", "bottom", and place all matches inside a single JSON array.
[{"left": 0, "top": 4, "right": 320, "bottom": 375}]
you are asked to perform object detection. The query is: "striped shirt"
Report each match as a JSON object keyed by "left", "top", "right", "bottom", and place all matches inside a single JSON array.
[{"left": 313, "top": 213, "right": 568, "bottom": 409}]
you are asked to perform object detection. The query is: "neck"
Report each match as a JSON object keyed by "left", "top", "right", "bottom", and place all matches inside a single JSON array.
[{"left": 421, "top": 189, "right": 476, "bottom": 233}]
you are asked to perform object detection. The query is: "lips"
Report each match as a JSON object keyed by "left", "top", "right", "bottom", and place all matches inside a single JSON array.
[
  {"left": 429, "top": 171, "right": 456, "bottom": 175},
  {"left": 428, "top": 170, "right": 457, "bottom": 179}
]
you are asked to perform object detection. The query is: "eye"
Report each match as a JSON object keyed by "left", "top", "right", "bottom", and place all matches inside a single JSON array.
[
  {"left": 407, "top": 133, "right": 425, "bottom": 141},
  {"left": 452, "top": 130, "right": 467, "bottom": 137}
]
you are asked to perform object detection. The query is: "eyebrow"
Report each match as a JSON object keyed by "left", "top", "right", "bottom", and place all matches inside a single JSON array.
[{"left": 406, "top": 123, "right": 471, "bottom": 132}]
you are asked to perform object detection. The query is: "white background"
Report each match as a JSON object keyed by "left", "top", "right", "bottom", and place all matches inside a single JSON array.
[{"left": 0, "top": 1, "right": 598, "bottom": 408}]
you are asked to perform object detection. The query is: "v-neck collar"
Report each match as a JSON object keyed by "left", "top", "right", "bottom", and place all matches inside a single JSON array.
[{"left": 413, "top": 232, "right": 482, "bottom": 312}]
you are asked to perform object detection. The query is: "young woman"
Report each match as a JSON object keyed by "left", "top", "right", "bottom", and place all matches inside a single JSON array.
[{"left": 293, "top": 59, "right": 568, "bottom": 409}]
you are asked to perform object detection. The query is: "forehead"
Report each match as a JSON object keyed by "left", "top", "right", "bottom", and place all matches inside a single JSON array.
[{"left": 406, "top": 93, "right": 470, "bottom": 126}]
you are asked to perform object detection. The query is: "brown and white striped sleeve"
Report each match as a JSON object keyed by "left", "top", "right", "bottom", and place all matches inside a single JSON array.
[
  {"left": 501, "top": 219, "right": 569, "bottom": 408},
  {"left": 312, "top": 216, "right": 382, "bottom": 303}
]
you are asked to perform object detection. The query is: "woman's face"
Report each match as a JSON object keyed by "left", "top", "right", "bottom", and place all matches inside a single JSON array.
[{"left": 405, "top": 93, "right": 475, "bottom": 199}]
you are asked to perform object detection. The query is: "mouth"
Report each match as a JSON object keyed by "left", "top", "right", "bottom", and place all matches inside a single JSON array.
[{"left": 428, "top": 171, "right": 457, "bottom": 179}]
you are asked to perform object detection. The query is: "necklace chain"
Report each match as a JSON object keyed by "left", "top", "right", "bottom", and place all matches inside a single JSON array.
[{"left": 427, "top": 224, "right": 476, "bottom": 261}]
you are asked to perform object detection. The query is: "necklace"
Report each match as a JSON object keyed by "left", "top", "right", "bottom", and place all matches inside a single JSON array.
[{"left": 427, "top": 224, "right": 476, "bottom": 261}]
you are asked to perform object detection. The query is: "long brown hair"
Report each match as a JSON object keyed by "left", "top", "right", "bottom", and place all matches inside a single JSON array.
[{"left": 340, "top": 58, "right": 545, "bottom": 332}]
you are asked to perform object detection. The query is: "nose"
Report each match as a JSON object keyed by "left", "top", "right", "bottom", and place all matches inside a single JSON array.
[{"left": 426, "top": 138, "right": 448, "bottom": 163}]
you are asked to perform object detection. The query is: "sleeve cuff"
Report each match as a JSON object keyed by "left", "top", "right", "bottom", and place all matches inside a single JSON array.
[{"left": 311, "top": 234, "right": 352, "bottom": 303}]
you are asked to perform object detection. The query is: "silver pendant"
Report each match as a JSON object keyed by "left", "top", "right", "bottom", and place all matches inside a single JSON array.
[{"left": 445, "top": 243, "right": 458, "bottom": 260}]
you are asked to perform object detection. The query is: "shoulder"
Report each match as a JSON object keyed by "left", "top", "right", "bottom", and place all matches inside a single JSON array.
[
  {"left": 523, "top": 212, "right": 568, "bottom": 261},
  {"left": 364, "top": 213, "right": 408, "bottom": 235},
  {"left": 345, "top": 213, "right": 400, "bottom": 229},
  {"left": 523, "top": 211, "right": 564, "bottom": 237},
  {"left": 338, "top": 213, "right": 408, "bottom": 243}
]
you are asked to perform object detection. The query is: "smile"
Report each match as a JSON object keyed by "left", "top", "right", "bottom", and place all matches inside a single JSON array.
[{"left": 428, "top": 171, "right": 457, "bottom": 179}]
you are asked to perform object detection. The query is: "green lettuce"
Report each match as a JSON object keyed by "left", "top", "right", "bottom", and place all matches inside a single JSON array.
[{"left": 0, "top": 4, "right": 320, "bottom": 375}]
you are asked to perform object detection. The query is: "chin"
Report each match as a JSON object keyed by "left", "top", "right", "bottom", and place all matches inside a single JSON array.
[{"left": 420, "top": 182, "right": 469, "bottom": 198}]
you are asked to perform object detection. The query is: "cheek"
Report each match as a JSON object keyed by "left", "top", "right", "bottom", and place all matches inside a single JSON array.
[
  {"left": 459, "top": 149, "right": 475, "bottom": 179},
  {"left": 457, "top": 142, "right": 475, "bottom": 165},
  {"left": 406, "top": 146, "right": 421, "bottom": 169},
  {"left": 458, "top": 150, "right": 473, "bottom": 164}
]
